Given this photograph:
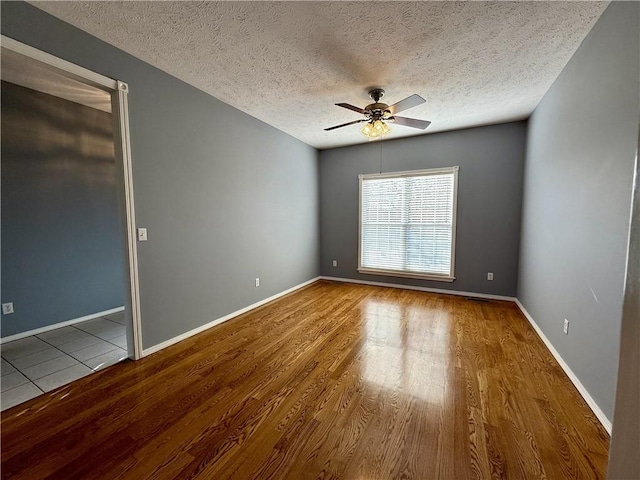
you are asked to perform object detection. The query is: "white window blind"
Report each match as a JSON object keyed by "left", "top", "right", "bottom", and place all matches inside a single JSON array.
[{"left": 359, "top": 167, "right": 458, "bottom": 281}]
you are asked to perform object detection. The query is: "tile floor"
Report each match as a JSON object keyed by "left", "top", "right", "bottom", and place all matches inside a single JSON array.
[{"left": 1, "top": 312, "right": 129, "bottom": 411}]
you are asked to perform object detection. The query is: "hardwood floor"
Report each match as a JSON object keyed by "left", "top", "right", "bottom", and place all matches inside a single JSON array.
[{"left": 1, "top": 281, "right": 609, "bottom": 479}]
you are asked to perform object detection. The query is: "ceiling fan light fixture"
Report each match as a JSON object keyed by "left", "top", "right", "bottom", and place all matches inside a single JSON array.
[
  {"left": 361, "top": 119, "right": 391, "bottom": 140},
  {"left": 377, "top": 119, "right": 391, "bottom": 135},
  {"left": 360, "top": 121, "right": 373, "bottom": 137}
]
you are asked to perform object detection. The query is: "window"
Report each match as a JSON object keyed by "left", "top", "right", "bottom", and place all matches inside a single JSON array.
[{"left": 359, "top": 166, "right": 459, "bottom": 282}]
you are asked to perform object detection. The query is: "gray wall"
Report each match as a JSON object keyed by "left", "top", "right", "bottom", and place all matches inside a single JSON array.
[
  {"left": 320, "top": 122, "right": 526, "bottom": 297},
  {"left": 518, "top": 1, "right": 639, "bottom": 421},
  {"left": 1, "top": 81, "right": 125, "bottom": 337},
  {"left": 1, "top": 2, "right": 319, "bottom": 349}
]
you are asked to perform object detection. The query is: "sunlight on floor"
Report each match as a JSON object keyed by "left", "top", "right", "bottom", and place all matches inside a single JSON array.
[{"left": 361, "top": 298, "right": 451, "bottom": 405}]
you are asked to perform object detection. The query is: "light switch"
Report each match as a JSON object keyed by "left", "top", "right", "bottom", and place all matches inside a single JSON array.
[{"left": 137, "top": 227, "right": 148, "bottom": 241}]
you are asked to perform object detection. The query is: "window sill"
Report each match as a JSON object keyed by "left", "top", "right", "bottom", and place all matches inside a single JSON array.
[{"left": 357, "top": 268, "right": 455, "bottom": 283}]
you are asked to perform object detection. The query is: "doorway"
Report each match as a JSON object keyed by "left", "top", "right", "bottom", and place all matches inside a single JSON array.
[{"left": 0, "top": 37, "right": 142, "bottom": 410}]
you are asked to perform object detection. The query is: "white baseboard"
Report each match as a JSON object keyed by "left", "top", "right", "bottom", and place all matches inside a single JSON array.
[
  {"left": 514, "top": 299, "right": 612, "bottom": 434},
  {"left": 0, "top": 306, "right": 125, "bottom": 344},
  {"left": 319, "top": 276, "right": 516, "bottom": 302},
  {"left": 141, "top": 277, "right": 320, "bottom": 357}
]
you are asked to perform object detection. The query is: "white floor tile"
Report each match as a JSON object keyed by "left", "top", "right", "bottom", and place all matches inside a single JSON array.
[
  {"left": 69, "top": 341, "right": 118, "bottom": 362},
  {"left": 36, "top": 326, "right": 78, "bottom": 341},
  {"left": 1, "top": 358, "right": 17, "bottom": 376},
  {"left": 104, "top": 311, "right": 126, "bottom": 324},
  {"left": 1, "top": 371, "right": 31, "bottom": 392},
  {"left": 1, "top": 382, "right": 42, "bottom": 411},
  {"left": 76, "top": 321, "right": 125, "bottom": 341},
  {"left": 109, "top": 320, "right": 126, "bottom": 330},
  {"left": 75, "top": 318, "right": 116, "bottom": 334},
  {"left": 83, "top": 349, "right": 128, "bottom": 371},
  {"left": 1, "top": 337, "right": 51, "bottom": 361},
  {"left": 10, "top": 347, "right": 65, "bottom": 371},
  {"left": 74, "top": 318, "right": 104, "bottom": 329},
  {"left": 93, "top": 326, "right": 126, "bottom": 341},
  {"left": 21, "top": 355, "right": 78, "bottom": 381},
  {"left": 56, "top": 335, "right": 103, "bottom": 354},
  {"left": 44, "top": 329, "right": 96, "bottom": 347},
  {"left": 1, "top": 327, "right": 130, "bottom": 408},
  {"left": 1, "top": 326, "right": 132, "bottom": 408},
  {"left": 1, "top": 336, "right": 42, "bottom": 350},
  {"left": 109, "top": 335, "right": 128, "bottom": 349},
  {"left": 33, "top": 364, "right": 92, "bottom": 392}
]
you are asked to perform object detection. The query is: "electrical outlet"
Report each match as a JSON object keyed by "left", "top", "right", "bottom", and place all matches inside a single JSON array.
[
  {"left": 487, "top": 272, "right": 494, "bottom": 281},
  {"left": 255, "top": 278, "right": 260, "bottom": 287},
  {"left": 332, "top": 260, "right": 338, "bottom": 267},
  {"left": 563, "top": 319, "right": 569, "bottom": 335},
  {"left": 2, "top": 302, "right": 14, "bottom": 315},
  {"left": 137, "top": 227, "right": 148, "bottom": 241}
]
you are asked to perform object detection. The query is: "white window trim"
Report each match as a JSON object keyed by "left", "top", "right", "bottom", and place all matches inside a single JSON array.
[{"left": 358, "top": 166, "right": 459, "bottom": 282}]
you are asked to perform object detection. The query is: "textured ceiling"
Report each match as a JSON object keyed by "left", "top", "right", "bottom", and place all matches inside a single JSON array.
[{"left": 31, "top": 1, "right": 608, "bottom": 149}]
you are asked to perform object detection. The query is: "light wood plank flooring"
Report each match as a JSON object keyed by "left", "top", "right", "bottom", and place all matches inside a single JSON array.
[{"left": 0, "top": 281, "right": 609, "bottom": 479}]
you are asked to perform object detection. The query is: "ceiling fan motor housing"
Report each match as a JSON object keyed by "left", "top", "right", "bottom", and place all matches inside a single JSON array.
[
  {"left": 365, "top": 103, "right": 391, "bottom": 119},
  {"left": 365, "top": 89, "right": 391, "bottom": 119}
]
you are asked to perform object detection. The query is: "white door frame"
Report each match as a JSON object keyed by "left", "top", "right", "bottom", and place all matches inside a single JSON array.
[{"left": 1, "top": 35, "right": 144, "bottom": 359}]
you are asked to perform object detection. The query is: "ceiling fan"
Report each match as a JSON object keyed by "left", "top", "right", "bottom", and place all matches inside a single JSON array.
[{"left": 324, "top": 89, "right": 431, "bottom": 140}]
